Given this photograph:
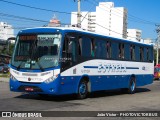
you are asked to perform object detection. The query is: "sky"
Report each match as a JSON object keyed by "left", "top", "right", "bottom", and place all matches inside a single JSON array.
[{"left": 0, "top": 0, "right": 160, "bottom": 41}]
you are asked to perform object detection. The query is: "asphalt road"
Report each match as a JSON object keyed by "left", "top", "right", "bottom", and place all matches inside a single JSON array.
[{"left": 0, "top": 77, "right": 160, "bottom": 120}]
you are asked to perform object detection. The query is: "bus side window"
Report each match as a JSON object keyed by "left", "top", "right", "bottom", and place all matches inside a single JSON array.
[
  {"left": 130, "top": 45, "right": 135, "bottom": 60},
  {"left": 95, "top": 40, "right": 103, "bottom": 58},
  {"left": 146, "top": 48, "right": 149, "bottom": 62},
  {"left": 149, "top": 47, "right": 153, "bottom": 62},
  {"left": 91, "top": 38, "right": 95, "bottom": 57},
  {"left": 140, "top": 47, "right": 144, "bottom": 62},
  {"left": 79, "top": 36, "right": 91, "bottom": 57},
  {"left": 143, "top": 47, "right": 147, "bottom": 62},
  {"left": 124, "top": 44, "right": 129, "bottom": 60},
  {"left": 67, "top": 40, "right": 76, "bottom": 62},
  {"left": 119, "top": 43, "right": 124, "bottom": 59},
  {"left": 95, "top": 39, "right": 107, "bottom": 59},
  {"left": 78, "top": 37, "right": 82, "bottom": 56},
  {"left": 111, "top": 42, "right": 118, "bottom": 60},
  {"left": 106, "top": 41, "right": 111, "bottom": 59}
]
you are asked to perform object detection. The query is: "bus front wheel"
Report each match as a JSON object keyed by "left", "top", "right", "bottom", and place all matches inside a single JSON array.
[
  {"left": 128, "top": 77, "right": 136, "bottom": 94},
  {"left": 77, "top": 80, "right": 88, "bottom": 99}
]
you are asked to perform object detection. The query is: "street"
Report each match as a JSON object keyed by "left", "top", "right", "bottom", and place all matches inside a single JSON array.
[{"left": 0, "top": 77, "right": 160, "bottom": 120}]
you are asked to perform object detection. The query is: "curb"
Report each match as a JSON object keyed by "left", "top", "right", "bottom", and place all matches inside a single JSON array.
[{"left": 0, "top": 77, "right": 9, "bottom": 83}]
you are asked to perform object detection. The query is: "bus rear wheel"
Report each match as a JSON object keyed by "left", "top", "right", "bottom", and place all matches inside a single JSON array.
[
  {"left": 77, "top": 80, "right": 88, "bottom": 99},
  {"left": 128, "top": 77, "right": 136, "bottom": 94}
]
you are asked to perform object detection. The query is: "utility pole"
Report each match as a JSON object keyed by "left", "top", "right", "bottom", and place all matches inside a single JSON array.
[
  {"left": 74, "top": 0, "right": 81, "bottom": 27},
  {"left": 156, "top": 25, "right": 160, "bottom": 65}
]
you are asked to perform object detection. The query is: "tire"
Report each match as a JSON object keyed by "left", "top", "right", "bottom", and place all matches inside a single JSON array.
[
  {"left": 77, "top": 80, "right": 88, "bottom": 99},
  {"left": 128, "top": 77, "right": 136, "bottom": 94}
]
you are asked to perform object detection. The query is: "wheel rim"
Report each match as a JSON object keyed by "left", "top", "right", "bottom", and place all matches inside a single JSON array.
[
  {"left": 79, "top": 83, "right": 86, "bottom": 95},
  {"left": 131, "top": 81, "right": 135, "bottom": 92}
]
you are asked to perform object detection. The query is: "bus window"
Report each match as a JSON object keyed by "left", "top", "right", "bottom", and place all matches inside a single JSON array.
[
  {"left": 95, "top": 41, "right": 101, "bottom": 58},
  {"left": 143, "top": 47, "right": 148, "bottom": 62},
  {"left": 146, "top": 48, "right": 149, "bottom": 62},
  {"left": 100, "top": 40, "right": 107, "bottom": 59},
  {"left": 149, "top": 47, "right": 153, "bottom": 62},
  {"left": 51, "top": 45, "right": 58, "bottom": 55},
  {"left": 66, "top": 40, "right": 76, "bottom": 63},
  {"left": 130, "top": 45, "right": 135, "bottom": 60},
  {"left": 80, "top": 37, "right": 91, "bottom": 57},
  {"left": 78, "top": 37, "right": 82, "bottom": 56},
  {"left": 140, "top": 47, "right": 144, "bottom": 61},
  {"left": 106, "top": 41, "right": 111, "bottom": 59},
  {"left": 119, "top": 43, "right": 124, "bottom": 59},
  {"left": 95, "top": 39, "right": 106, "bottom": 58},
  {"left": 112, "top": 42, "right": 118, "bottom": 60},
  {"left": 91, "top": 38, "right": 95, "bottom": 57}
]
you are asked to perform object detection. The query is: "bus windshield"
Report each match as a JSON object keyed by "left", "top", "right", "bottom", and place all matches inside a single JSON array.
[{"left": 11, "top": 33, "right": 61, "bottom": 70}]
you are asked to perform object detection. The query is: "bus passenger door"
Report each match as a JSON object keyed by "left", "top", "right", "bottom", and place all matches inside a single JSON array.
[
  {"left": 60, "top": 34, "right": 78, "bottom": 93},
  {"left": 61, "top": 34, "right": 77, "bottom": 71}
]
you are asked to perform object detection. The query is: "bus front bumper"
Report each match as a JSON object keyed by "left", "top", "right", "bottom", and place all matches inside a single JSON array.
[{"left": 9, "top": 78, "right": 61, "bottom": 95}]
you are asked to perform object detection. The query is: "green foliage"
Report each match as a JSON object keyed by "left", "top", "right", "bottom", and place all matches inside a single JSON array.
[{"left": 0, "top": 43, "right": 15, "bottom": 56}]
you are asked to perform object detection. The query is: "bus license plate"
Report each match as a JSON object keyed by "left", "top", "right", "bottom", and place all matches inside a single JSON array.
[{"left": 25, "top": 87, "right": 34, "bottom": 92}]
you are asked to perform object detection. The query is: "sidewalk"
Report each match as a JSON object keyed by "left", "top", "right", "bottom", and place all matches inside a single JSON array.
[{"left": 0, "top": 77, "right": 9, "bottom": 82}]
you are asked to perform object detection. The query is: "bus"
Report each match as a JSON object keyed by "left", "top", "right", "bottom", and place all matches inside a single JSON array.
[
  {"left": 9, "top": 27, "right": 154, "bottom": 99},
  {"left": 154, "top": 64, "right": 160, "bottom": 80}
]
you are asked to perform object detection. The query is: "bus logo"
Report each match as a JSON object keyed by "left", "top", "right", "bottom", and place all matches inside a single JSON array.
[
  {"left": 98, "top": 63, "right": 126, "bottom": 73},
  {"left": 28, "top": 78, "right": 31, "bottom": 81}
]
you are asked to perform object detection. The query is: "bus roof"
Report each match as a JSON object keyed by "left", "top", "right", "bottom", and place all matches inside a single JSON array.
[{"left": 18, "top": 27, "right": 153, "bottom": 47}]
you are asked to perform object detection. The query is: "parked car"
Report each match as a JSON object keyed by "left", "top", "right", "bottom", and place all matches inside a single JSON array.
[{"left": 0, "top": 63, "right": 9, "bottom": 74}]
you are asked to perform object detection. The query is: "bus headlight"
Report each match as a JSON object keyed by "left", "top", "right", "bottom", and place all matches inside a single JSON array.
[
  {"left": 44, "top": 75, "right": 58, "bottom": 84},
  {"left": 10, "top": 74, "right": 17, "bottom": 81}
]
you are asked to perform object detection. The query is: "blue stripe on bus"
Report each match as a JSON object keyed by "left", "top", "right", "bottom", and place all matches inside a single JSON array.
[
  {"left": 84, "top": 66, "right": 139, "bottom": 70},
  {"left": 126, "top": 67, "right": 139, "bottom": 69},
  {"left": 83, "top": 66, "right": 98, "bottom": 68}
]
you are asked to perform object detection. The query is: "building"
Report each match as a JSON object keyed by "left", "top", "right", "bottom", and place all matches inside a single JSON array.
[
  {"left": 71, "top": 2, "right": 127, "bottom": 39},
  {"left": 143, "top": 38, "right": 153, "bottom": 44},
  {"left": 0, "top": 22, "right": 14, "bottom": 41},
  {"left": 48, "top": 15, "right": 61, "bottom": 27},
  {"left": 127, "top": 29, "right": 142, "bottom": 42}
]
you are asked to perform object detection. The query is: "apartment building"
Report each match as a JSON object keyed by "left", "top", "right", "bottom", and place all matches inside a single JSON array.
[
  {"left": 127, "top": 29, "right": 142, "bottom": 42},
  {"left": 0, "top": 22, "right": 14, "bottom": 41},
  {"left": 71, "top": 2, "right": 127, "bottom": 39}
]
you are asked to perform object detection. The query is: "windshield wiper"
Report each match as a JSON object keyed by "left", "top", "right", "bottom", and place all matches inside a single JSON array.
[
  {"left": 37, "top": 62, "right": 44, "bottom": 72},
  {"left": 17, "top": 61, "right": 23, "bottom": 70}
]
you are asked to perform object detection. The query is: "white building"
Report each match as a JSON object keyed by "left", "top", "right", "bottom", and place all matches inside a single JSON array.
[
  {"left": 143, "top": 38, "right": 153, "bottom": 44},
  {"left": 0, "top": 22, "right": 14, "bottom": 41},
  {"left": 71, "top": 2, "right": 127, "bottom": 39},
  {"left": 127, "top": 29, "right": 142, "bottom": 42}
]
